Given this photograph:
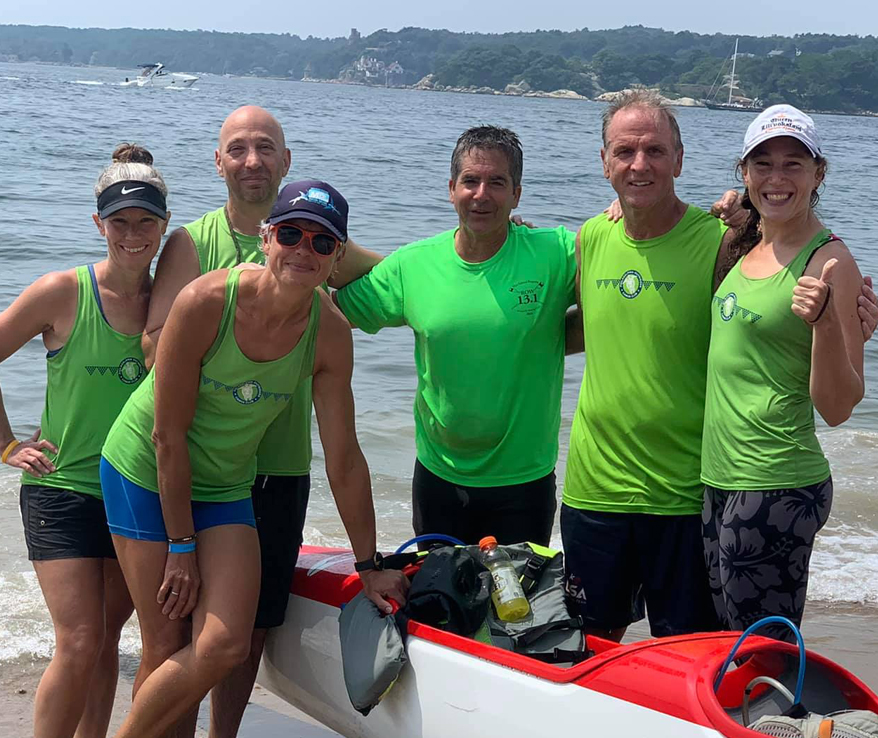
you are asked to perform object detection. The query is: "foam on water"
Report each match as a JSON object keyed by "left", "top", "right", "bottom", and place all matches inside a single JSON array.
[
  {"left": 71, "top": 80, "right": 104, "bottom": 85},
  {"left": 0, "top": 571, "right": 142, "bottom": 663},
  {"left": 811, "top": 524, "right": 878, "bottom": 603}
]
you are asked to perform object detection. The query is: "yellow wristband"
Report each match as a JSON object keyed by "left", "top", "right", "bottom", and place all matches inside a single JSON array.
[{"left": 1, "top": 439, "right": 21, "bottom": 464}]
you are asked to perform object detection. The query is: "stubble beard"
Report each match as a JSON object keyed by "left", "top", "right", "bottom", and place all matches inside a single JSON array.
[{"left": 228, "top": 180, "right": 280, "bottom": 215}]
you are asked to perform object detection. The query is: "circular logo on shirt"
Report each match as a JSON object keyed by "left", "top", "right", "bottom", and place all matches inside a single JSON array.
[
  {"left": 720, "top": 293, "right": 737, "bottom": 322},
  {"left": 509, "top": 279, "right": 545, "bottom": 315},
  {"left": 233, "top": 380, "right": 263, "bottom": 405},
  {"left": 118, "top": 357, "right": 145, "bottom": 385},
  {"left": 619, "top": 270, "right": 643, "bottom": 299}
]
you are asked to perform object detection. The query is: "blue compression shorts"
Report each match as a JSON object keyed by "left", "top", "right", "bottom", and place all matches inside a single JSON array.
[{"left": 100, "top": 457, "right": 256, "bottom": 542}]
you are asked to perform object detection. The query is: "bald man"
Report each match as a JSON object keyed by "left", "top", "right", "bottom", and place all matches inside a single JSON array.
[{"left": 142, "top": 105, "right": 381, "bottom": 738}]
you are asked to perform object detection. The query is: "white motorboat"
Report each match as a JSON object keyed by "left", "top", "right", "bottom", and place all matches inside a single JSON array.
[
  {"left": 260, "top": 545, "right": 878, "bottom": 738},
  {"left": 120, "top": 63, "right": 198, "bottom": 89}
]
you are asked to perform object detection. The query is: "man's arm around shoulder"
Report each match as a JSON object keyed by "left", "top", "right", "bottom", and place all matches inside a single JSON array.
[
  {"left": 327, "top": 238, "right": 383, "bottom": 290},
  {"left": 331, "top": 248, "right": 406, "bottom": 333}
]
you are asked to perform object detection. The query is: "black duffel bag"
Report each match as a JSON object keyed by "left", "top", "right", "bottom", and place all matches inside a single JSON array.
[{"left": 396, "top": 545, "right": 490, "bottom": 637}]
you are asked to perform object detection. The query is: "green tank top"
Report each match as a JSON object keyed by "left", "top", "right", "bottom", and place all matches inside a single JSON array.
[
  {"left": 184, "top": 206, "right": 313, "bottom": 476},
  {"left": 701, "top": 229, "right": 834, "bottom": 490},
  {"left": 563, "top": 206, "right": 725, "bottom": 515},
  {"left": 23, "top": 265, "right": 147, "bottom": 498},
  {"left": 102, "top": 269, "right": 321, "bottom": 502}
]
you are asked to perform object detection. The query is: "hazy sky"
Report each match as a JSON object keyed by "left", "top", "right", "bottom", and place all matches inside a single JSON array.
[{"left": 4, "top": 0, "right": 876, "bottom": 39}]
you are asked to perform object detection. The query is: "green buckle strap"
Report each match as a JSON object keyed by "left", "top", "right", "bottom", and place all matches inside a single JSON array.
[{"left": 380, "top": 551, "right": 427, "bottom": 571}]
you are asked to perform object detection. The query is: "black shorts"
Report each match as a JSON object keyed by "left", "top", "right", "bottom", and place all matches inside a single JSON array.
[
  {"left": 411, "top": 460, "right": 556, "bottom": 546},
  {"left": 252, "top": 474, "right": 310, "bottom": 629},
  {"left": 560, "top": 504, "right": 719, "bottom": 637},
  {"left": 20, "top": 484, "right": 116, "bottom": 561}
]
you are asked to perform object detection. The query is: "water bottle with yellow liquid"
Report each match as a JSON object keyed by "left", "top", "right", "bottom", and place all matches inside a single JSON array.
[{"left": 478, "top": 536, "right": 530, "bottom": 622}]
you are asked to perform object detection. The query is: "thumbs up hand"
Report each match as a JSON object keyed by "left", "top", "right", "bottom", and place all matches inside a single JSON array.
[{"left": 793, "top": 258, "right": 836, "bottom": 325}]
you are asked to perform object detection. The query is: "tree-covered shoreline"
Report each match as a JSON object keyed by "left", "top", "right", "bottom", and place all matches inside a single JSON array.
[{"left": 3, "top": 23, "right": 878, "bottom": 113}]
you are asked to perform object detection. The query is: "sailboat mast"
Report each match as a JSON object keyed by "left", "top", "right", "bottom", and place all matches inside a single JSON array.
[{"left": 728, "top": 39, "right": 738, "bottom": 105}]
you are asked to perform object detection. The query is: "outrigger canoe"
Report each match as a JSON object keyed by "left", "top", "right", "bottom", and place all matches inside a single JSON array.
[{"left": 260, "top": 545, "right": 878, "bottom": 738}]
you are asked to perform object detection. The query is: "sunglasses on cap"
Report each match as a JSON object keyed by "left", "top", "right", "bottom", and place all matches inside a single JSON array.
[{"left": 270, "top": 223, "right": 341, "bottom": 256}]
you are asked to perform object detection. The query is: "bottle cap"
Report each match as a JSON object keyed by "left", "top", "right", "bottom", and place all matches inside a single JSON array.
[{"left": 478, "top": 536, "right": 497, "bottom": 549}]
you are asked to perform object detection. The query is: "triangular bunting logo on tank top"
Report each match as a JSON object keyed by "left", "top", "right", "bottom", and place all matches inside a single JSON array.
[{"left": 717, "top": 293, "right": 761, "bottom": 324}]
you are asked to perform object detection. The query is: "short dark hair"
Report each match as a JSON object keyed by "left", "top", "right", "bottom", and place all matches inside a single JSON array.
[
  {"left": 602, "top": 89, "right": 683, "bottom": 152},
  {"left": 450, "top": 126, "right": 523, "bottom": 188}
]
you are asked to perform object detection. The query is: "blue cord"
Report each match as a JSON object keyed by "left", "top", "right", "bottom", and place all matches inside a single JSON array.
[
  {"left": 713, "top": 616, "right": 806, "bottom": 706},
  {"left": 394, "top": 534, "right": 465, "bottom": 554}
]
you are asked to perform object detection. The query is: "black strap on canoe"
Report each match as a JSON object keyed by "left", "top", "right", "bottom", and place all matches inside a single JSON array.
[
  {"left": 380, "top": 551, "right": 424, "bottom": 571},
  {"left": 512, "top": 617, "right": 585, "bottom": 648},
  {"left": 526, "top": 647, "right": 594, "bottom": 665}
]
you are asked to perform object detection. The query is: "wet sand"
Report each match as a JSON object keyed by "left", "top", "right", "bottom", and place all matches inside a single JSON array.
[
  {"left": 0, "top": 653, "right": 339, "bottom": 737},
  {"left": 1, "top": 603, "right": 875, "bottom": 737}
]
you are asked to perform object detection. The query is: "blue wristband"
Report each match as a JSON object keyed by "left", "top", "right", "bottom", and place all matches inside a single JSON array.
[{"left": 168, "top": 541, "right": 197, "bottom": 554}]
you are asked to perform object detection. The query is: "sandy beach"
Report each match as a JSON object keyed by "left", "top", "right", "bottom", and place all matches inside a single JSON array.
[
  {"left": 0, "top": 651, "right": 340, "bottom": 737},
  {"left": 1, "top": 602, "right": 875, "bottom": 737}
]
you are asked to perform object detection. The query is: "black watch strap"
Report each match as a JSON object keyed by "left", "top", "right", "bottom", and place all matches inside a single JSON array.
[{"left": 354, "top": 551, "right": 384, "bottom": 573}]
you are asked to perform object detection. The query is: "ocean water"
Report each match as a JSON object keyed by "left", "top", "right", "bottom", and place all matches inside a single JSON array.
[{"left": 1, "top": 61, "right": 877, "bottom": 663}]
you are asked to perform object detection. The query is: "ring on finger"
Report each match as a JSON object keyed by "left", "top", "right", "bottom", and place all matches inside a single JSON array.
[{"left": 171, "top": 590, "right": 180, "bottom": 596}]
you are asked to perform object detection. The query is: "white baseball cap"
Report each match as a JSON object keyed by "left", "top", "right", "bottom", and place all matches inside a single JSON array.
[{"left": 742, "top": 104, "right": 822, "bottom": 159}]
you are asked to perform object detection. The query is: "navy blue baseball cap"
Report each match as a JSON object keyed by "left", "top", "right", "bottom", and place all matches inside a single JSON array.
[{"left": 268, "top": 180, "right": 348, "bottom": 242}]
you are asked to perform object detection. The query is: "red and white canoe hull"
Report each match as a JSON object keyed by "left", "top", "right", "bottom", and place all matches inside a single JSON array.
[
  {"left": 262, "top": 594, "right": 723, "bottom": 738},
  {"left": 260, "top": 547, "right": 878, "bottom": 738}
]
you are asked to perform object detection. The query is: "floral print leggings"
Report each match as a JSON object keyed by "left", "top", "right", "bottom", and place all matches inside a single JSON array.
[{"left": 702, "top": 478, "right": 833, "bottom": 641}]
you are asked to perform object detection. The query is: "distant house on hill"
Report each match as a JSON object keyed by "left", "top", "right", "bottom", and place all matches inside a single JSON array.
[{"left": 344, "top": 55, "right": 405, "bottom": 86}]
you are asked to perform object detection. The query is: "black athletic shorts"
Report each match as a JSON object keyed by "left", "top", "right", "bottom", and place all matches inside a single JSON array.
[
  {"left": 20, "top": 484, "right": 116, "bottom": 561},
  {"left": 560, "top": 504, "right": 719, "bottom": 637},
  {"left": 411, "top": 460, "right": 556, "bottom": 546},
  {"left": 252, "top": 474, "right": 310, "bottom": 629}
]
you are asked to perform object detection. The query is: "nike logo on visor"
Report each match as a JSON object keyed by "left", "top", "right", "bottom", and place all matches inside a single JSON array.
[{"left": 120, "top": 186, "right": 145, "bottom": 195}]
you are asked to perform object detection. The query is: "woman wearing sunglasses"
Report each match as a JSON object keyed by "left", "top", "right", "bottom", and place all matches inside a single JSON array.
[
  {"left": 0, "top": 144, "right": 170, "bottom": 738},
  {"left": 99, "top": 179, "right": 407, "bottom": 738}
]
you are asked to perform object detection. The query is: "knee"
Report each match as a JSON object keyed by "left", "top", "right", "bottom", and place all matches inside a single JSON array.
[
  {"left": 54, "top": 623, "right": 106, "bottom": 669},
  {"left": 105, "top": 607, "right": 134, "bottom": 644},
  {"left": 196, "top": 629, "right": 252, "bottom": 674},
  {"left": 140, "top": 623, "right": 190, "bottom": 671}
]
